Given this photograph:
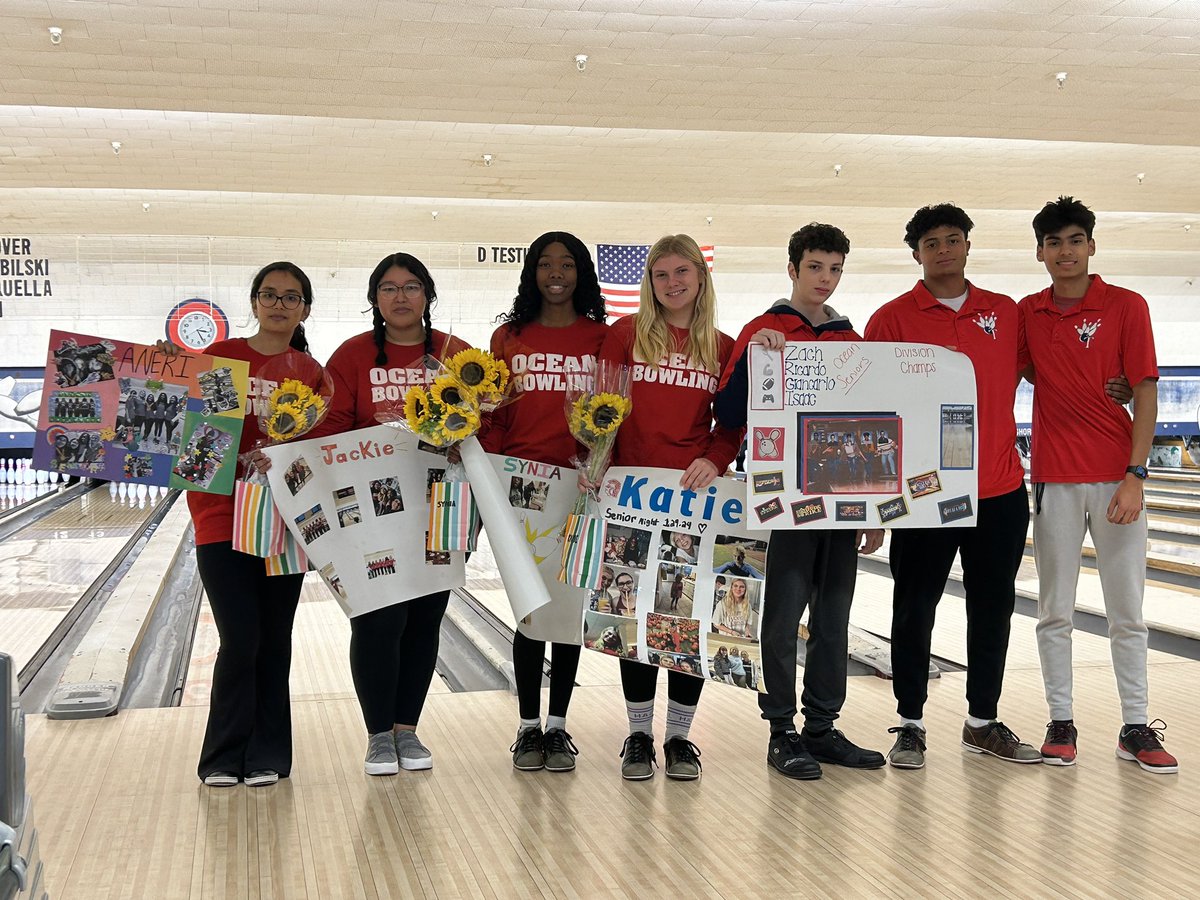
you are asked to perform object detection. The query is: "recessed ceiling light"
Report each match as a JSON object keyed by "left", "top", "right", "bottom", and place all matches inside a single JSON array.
[
  {"left": 111, "top": 141, "right": 121, "bottom": 155},
  {"left": 1136, "top": 172, "right": 1145, "bottom": 184},
  {"left": 48, "top": 26, "right": 63, "bottom": 45},
  {"left": 575, "top": 54, "right": 588, "bottom": 72},
  {"left": 1055, "top": 71, "right": 1067, "bottom": 89},
  {"left": 833, "top": 164, "right": 843, "bottom": 177},
  {"left": 482, "top": 154, "right": 494, "bottom": 167}
]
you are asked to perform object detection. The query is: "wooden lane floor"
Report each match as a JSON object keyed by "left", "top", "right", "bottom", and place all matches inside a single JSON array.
[
  {"left": 23, "top": 597, "right": 1200, "bottom": 899},
  {"left": 0, "top": 486, "right": 162, "bottom": 671}
]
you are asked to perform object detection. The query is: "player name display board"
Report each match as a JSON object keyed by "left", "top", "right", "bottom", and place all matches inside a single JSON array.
[
  {"left": 32, "top": 329, "right": 248, "bottom": 493},
  {"left": 745, "top": 342, "right": 978, "bottom": 529},
  {"left": 263, "top": 425, "right": 464, "bottom": 617}
]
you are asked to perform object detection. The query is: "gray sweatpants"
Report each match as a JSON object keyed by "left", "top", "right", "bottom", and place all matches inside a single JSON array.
[{"left": 1032, "top": 481, "right": 1149, "bottom": 724}]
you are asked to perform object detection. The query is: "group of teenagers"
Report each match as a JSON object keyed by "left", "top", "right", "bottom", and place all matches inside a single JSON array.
[{"left": 186, "top": 193, "right": 1176, "bottom": 791}]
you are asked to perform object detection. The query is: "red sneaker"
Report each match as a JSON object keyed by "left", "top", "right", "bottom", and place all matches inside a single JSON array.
[
  {"left": 1116, "top": 720, "right": 1178, "bottom": 774},
  {"left": 1041, "top": 720, "right": 1078, "bottom": 766}
]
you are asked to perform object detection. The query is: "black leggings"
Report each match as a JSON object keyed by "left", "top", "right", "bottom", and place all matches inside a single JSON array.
[
  {"left": 512, "top": 631, "right": 581, "bottom": 721},
  {"left": 619, "top": 658, "right": 704, "bottom": 706},
  {"left": 349, "top": 590, "right": 450, "bottom": 734},
  {"left": 195, "top": 542, "right": 303, "bottom": 779}
]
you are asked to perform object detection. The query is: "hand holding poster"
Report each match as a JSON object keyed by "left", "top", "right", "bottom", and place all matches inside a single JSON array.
[
  {"left": 744, "top": 342, "right": 978, "bottom": 529},
  {"left": 263, "top": 425, "right": 464, "bottom": 617},
  {"left": 32, "top": 329, "right": 248, "bottom": 493},
  {"left": 583, "top": 467, "right": 769, "bottom": 692}
]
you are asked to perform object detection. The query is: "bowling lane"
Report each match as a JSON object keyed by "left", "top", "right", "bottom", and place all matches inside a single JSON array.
[{"left": 0, "top": 481, "right": 166, "bottom": 672}]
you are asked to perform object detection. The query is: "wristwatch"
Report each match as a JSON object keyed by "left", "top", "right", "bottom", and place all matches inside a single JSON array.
[{"left": 1125, "top": 465, "right": 1148, "bottom": 480}]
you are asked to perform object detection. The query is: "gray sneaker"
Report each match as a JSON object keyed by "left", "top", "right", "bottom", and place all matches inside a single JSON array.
[
  {"left": 364, "top": 731, "right": 399, "bottom": 776},
  {"left": 511, "top": 726, "right": 545, "bottom": 771},
  {"left": 620, "top": 732, "right": 656, "bottom": 781},
  {"left": 961, "top": 720, "right": 1041, "bottom": 764},
  {"left": 543, "top": 728, "right": 579, "bottom": 773},
  {"left": 395, "top": 730, "right": 433, "bottom": 771},
  {"left": 887, "top": 725, "right": 927, "bottom": 770}
]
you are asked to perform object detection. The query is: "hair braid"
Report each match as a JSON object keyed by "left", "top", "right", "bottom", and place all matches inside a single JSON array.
[{"left": 371, "top": 304, "right": 388, "bottom": 366}]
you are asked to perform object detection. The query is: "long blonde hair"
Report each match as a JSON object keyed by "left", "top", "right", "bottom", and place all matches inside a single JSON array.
[{"left": 632, "top": 234, "right": 720, "bottom": 374}]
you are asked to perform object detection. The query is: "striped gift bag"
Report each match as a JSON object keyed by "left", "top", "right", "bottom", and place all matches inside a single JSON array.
[
  {"left": 231, "top": 479, "right": 287, "bottom": 558},
  {"left": 558, "top": 513, "right": 606, "bottom": 589},
  {"left": 427, "top": 479, "right": 479, "bottom": 552},
  {"left": 265, "top": 530, "right": 308, "bottom": 576}
]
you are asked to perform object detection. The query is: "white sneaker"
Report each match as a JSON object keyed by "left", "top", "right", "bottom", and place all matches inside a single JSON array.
[
  {"left": 395, "top": 731, "right": 433, "bottom": 771},
  {"left": 364, "top": 731, "right": 399, "bottom": 775},
  {"left": 244, "top": 770, "right": 279, "bottom": 787},
  {"left": 203, "top": 772, "right": 239, "bottom": 787}
]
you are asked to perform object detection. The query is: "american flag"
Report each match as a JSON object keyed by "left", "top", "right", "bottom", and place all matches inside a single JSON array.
[{"left": 597, "top": 244, "right": 716, "bottom": 320}]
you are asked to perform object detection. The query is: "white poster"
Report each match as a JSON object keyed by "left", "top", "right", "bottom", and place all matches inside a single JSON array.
[
  {"left": 485, "top": 453, "right": 590, "bottom": 642},
  {"left": 585, "top": 467, "right": 769, "bottom": 691},
  {"left": 745, "top": 342, "right": 978, "bottom": 530},
  {"left": 263, "top": 425, "right": 465, "bottom": 617}
]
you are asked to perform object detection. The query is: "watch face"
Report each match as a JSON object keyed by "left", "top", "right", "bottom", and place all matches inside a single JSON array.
[{"left": 179, "top": 311, "right": 217, "bottom": 349}]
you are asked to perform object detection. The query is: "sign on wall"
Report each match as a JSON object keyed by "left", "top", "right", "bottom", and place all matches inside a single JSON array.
[
  {"left": 744, "top": 341, "right": 978, "bottom": 529},
  {"left": 0, "top": 236, "right": 52, "bottom": 317}
]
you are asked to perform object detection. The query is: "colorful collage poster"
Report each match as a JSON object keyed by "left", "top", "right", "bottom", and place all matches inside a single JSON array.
[
  {"left": 744, "top": 341, "right": 979, "bottom": 529},
  {"left": 584, "top": 467, "right": 769, "bottom": 692},
  {"left": 31, "top": 329, "right": 248, "bottom": 493},
  {"left": 263, "top": 424, "right": 465, "bottom": 617}
]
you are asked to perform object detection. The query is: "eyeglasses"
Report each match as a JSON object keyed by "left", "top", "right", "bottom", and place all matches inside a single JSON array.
[
  {"left": 377, "top": 282, "right": 425, "bottom": 300},
  {"left": 255, "top": 291, "right": 304, "bottom": 309}
]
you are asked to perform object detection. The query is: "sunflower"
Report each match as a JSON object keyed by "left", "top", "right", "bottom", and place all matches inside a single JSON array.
[
  {"left": 430, "top": 374, "right": 475, "bottom": 409},
  {"left": 266, "top": 402, "right": 306, "bottom": 442},
  {"left": 585, "top": 393, "right": 631, "bottom": 435},
  {"left": 404, "top": 386, "right": 432, "bottom": 428},
  {"left": 439, "top": 407, "right": 480, "bottom": 442},
  {"left": 99, "top": 427, "right": 117, "bottom": 442},
  {"left": 270, "top": 378, "right": 315, "bottom": 408},
  {"left": 487, "top": 357, "right": 510, "bottom": 394},
  {"left": 447, "top": 348, "right": 496, "bottom": 390}
]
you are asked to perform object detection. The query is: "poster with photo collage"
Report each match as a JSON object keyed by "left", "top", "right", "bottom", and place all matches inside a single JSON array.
[
  {"left": 31, "top": 329, "right": 248, "bottom": 493},
  {"left": 585, "top": 466, "right": 770, "bottom": 692},
  {"left": 263, "top": 424, "right": 464, "bottom": 617}
]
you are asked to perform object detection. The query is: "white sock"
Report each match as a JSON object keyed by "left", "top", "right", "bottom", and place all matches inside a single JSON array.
[
  {"left": 545, "top": 715, "right": 566, "bottom": 732},
  {"left": 664, "top": 700, "right": 697, "bottom": 741},
  {"left": 626, "top": 699, "right": 654, "bottom": 736},
  {"left": 518, "top": 717, "right": 540, "bottom": 733},
  {"left": 966, "top": 715, "right": 994, "bottom": 729},
  {"left": 900, "top": 717, "right": 925, "bottom": 731}
]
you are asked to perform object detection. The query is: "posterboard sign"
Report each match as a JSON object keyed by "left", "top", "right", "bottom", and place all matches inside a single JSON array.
[
  {"left": 744, "top": 342, "right": 978, "bottom": 530},
  {"left": 484, "top": 454, "right": 590, "bottom": 642},
  {"left": 31, "top": 329, "right": 248, "bottom": 493},
  {"left": 263, "top": 425, "right": 464, "bottom": 617},
  {"left": 583, "top": 467, "right": 769, "bottom": 692}
]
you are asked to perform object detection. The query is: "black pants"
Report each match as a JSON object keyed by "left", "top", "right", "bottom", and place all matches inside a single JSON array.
[
  {"left": 758, "top": 529, "right": 858, "bottom": 733},
  {"left": 196, "top": 542, "right": 303, "bottom": 779},
  {"left": 512, "top": 631, "right": 581, "bottom": 721},
  {"left": 619, "top": 658, "right": 704, "bottom": 706},
  {"left": 889, "top": 485, "right": 1029, "bottom": 720},
  {"left": 349, "top": 590, "right": 450, "bottom": 734}
]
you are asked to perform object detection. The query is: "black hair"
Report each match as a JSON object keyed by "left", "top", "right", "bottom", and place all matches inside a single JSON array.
[
  {"left": 250, "top": 261, "right": 313, "bottom": 353},
  {"left": 903, "top": 204, "right": 974, "bottom": 250},
  {"left": 495, "top": 232, "right": 605, "bottom": 333},
  {"left": 788, "top": 223, "right": 850, "bottom": 269},
  {"left": 367, "top": 252, "right": 437, "bottom": 365},
  {"left": 1032, "top": 195, "right": 1096, "bottom": 243}
]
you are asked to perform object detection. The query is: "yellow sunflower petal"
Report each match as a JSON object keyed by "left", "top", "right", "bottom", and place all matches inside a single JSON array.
[{"left": 447, "top": 348, "right": 496, "bottom": 390}]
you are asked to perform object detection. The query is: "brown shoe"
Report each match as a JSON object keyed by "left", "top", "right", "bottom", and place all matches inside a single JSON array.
[{"left": 961, "top": 721, "right": 1042, "bottom": 764}]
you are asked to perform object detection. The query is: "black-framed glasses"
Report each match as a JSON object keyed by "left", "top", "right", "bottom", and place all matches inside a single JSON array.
[
  {"left": 377, "top": 282, "right": 425, "bottom": 300},
  {"left": 255, "top": 291, "right": 304, "bottom": 309}
]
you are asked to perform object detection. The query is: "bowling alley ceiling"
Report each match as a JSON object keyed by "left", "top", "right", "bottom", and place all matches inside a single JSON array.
[{"left": 1, "top": 0, "right": 1198, "bottom": 257}]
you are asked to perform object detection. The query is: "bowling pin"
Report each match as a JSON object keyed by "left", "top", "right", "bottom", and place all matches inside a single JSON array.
[
  {"left": 49, "top": 469, "right": 59, "bottom": 483},
  {"left": 109, "top": 482, "right": 118, "bottom": 501},
  {"left": 35, "top": 467, "right": 47, "bottom": 484},
  {"left": 135, "top": 483, "right": 148, "bottom": 501},
  {"left": 0, "top": 461, "right": 7, "bottom": 484},
  {"left": 118, "top": 481, "right": 128, "bottom": 500}
]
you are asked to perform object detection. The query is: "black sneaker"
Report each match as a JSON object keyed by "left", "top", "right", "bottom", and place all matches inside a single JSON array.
[
  {"left": 887, "top": 725, "right": 926, "bottom": 770},
  {"left": 663, "top": 737, "right": 702, "bottom": 780},
  {"left": 510, "top": 726, "right": 545, "bottom": 771},
  {"left": 543, "top": 727, "right": 579, "bottom": 773},
  {"left": 767, "top": 730, "right": 822, "bottom": 780},
  {"left": 620, "top": 732, "right": 657, "bottom": 781},
  {"left": 803, "top": 727, "right": 886, "bottom": 769}
]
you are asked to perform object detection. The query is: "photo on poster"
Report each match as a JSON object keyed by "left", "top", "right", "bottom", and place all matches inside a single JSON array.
[
  {"left": 603, "top": 566, "right": 640, "bottom": 617},
  {"left": 582, "top": 612, "right": 638, "bottom": 659},
  {"left": 318, "top": 562, "right": 347, "bottom": 601},
  {"left": 654, "top": 562, "right": 696, "bottom": 616},
  {"left": 121, "top": 452, "right": 155, "bottom": 480},
  {"left": 1149, "top": 444, "right": 1181, "bottom": 467},
  {"left": 712, "top": 536, "right": 767, "bottom": 578},
  {"left": 424, "top": 533, "right": 452, "bottom": 567},
  {"left": 117, "top": 378, "right": 188, "bottom": 455},
  {"left": 172, "top": 418, "right": 235, "bottom": 489},
  {"left": 283, "top": 457, "right": 313, "bottom": 495},
  {"left": 46, "top": 427, "right": 106, "bottom": 473},
  {"left": 48, "top": 391, "right": 101, "bottom": 424},
  {"left": 709, "top": 635, "right": 762, "bottom": 690},
  {"left": 646, "top": 650, "right": 705, "bottom": 676},
  {"left": 418, "top": 439, "right": 449, "bottom": 456},
  {"left": 658, "top": 529, "right": 701, "bottom": 564},
  {"left": 604, "top": 524, "right": 652, "bottom": 570},
  {"left": 295, "top": 504, "right": 331, "bottom": 545},
  {"left": 364, "top": 549, "right": 396, "bottom": 579},
  {"left": 508, "top": 475, "right": 550, "bottom": 510},
  {"left": 940, "top": 404, "right": 974, "bottom": 469},
  {"left": 711, "top": 576, "right": 762, "bottom": 640},
  {"left": 798, "top": 414, "right": 902, "bottom": 494},
  {"left": 334, "top": 486, "right": 361, "bottom": 528},
  {"left": 51, "top": 338, "right": 115, "bottom": 387},
  {"left": 370, "top": 477, "right": 404, "bottom": 516},
  {"left": 426, "top": 467, "right": 445, "bottom": 502},
  {"left": 196, "top": 366, "right": 240, "bottom": 415},
  {"left": 906, "top": 470, "right": 942, "bottom": 499},
  {"left": 646, "top": 612, "right": 702, "bottom": 656}
]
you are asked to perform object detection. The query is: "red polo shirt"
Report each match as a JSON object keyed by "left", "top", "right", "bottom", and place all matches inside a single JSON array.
[
  {"left": 865, "top": 281, "right": 1023, "bottom": 499},
  {"left": 1018, "top": 275, "right": 1157, "bottom": 483}
]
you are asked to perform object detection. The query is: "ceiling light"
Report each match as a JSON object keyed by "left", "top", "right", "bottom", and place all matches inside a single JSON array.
[
  {"left": 482, "top": 154, "right": 493, "bottom": 167},
  {"left": 142, "top": 203, "right": 150, "bottom": 212},
  {"left": 706, "top": 216, "right": 713, "bottom": 225},
  {"left": 1185, "top": 224, "right": 1192, "bottom": 233},
  {"left": 833, "top": 164, "right": 842, "bottom": 177},
  {"left": 431, "top": 210, "right": 439, "bottom": 220},
  {"left": 1136, "top": 172, "right": 1145, "bottom": 184},
  {"left": 575, "top": 54, "right": 588, "bottom": 72},
  {"left": 48, "top": 26, "right": 62, "bottom": 45},
  {"left": 1055, "top": 72, "right": 1067, "bottom": 89},
  {"left": 110, "top": 141, "right": 121, "bottom": 155}
]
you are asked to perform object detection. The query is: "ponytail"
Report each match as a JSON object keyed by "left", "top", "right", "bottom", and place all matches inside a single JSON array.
[
  {"left": 371, "top": 304, "right": 388, "bottom": 366},
  {"left": 290, "top": 321, "right": 310, "bottom": 354}
]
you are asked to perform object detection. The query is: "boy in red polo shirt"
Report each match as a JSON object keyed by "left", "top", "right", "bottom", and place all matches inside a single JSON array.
[
  {"left": 1020, "top": 196, "right": 1177, "bottom": 774},
  {"left": 715, "top": 223, "right": 885, "bottom": 780},
  {"left": 865, "top": 204, "right": 1039, "bottom": 769}
]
